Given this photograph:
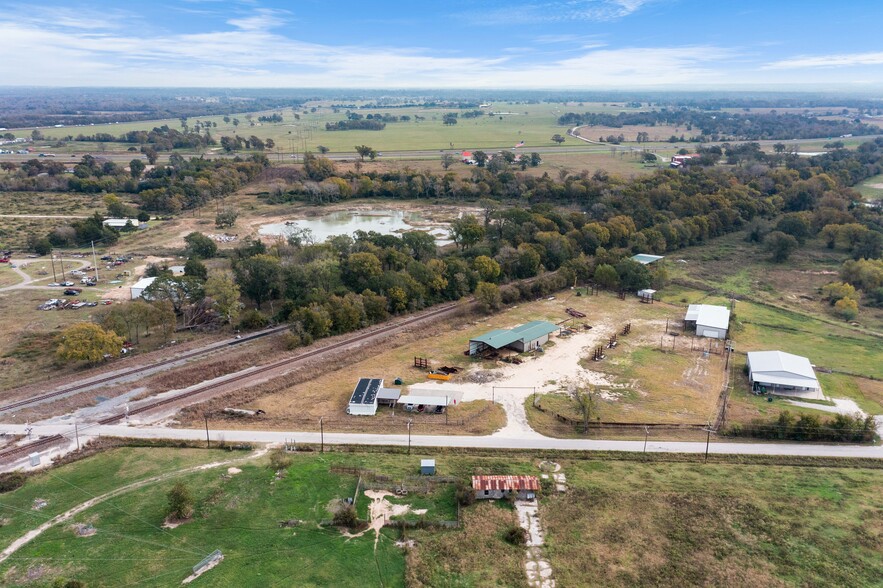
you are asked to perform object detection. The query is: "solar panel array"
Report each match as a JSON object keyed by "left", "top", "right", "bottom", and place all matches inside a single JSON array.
[{"left": 350, "top": 378, "right": 382, "bottom": 405}]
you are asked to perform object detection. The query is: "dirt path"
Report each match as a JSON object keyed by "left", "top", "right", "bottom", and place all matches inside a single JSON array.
[
  {"left": 0, "top": 448, "right": 268, "bottom": 565},
  {"left": 403, "top": 321, "right": 616, "bottom": 438},
  {"left": 516, "top": 500, "right": 555, "bottom": 588}
]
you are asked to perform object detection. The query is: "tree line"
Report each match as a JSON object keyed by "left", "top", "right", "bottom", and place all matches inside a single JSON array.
[{"left": 558, "top": 110, "right": 876, "bottom": 141}]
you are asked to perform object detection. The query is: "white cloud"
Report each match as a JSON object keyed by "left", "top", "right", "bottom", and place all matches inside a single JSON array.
[
  {"left": 765, "top": 52, "right": 883, "bottom": 69},
  {"left": 0, "top": 5, "right": 738, "bottom": 88},
  {"left": 227, "top": 7, "right": 290, "bottom": 31},
  {"left": 464, "top": 0, "right": 654, "bottom": 25}
]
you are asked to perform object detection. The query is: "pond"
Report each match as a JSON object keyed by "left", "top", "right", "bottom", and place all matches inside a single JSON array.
[{"left": 259, "top": 209, "right": 453, "bottom": 244}]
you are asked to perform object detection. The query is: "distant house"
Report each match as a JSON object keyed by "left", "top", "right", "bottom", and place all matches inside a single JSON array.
[
  {"left": 468, "top": 320, "right": 558, "bottom": 356},
  {"left": 747, "top": 351, "right": 821, "bottom": 394},
  {"left": 472, "top": 475, "right": 540, "bottom": 500},
  {"left": 684, "top": 304, "right": 731, "bottom": 339},
  {"left": 461, "top": 151, "right": 475, "bottom": 164},
  {"left": 168, "top": 265, "right": 186, "bottom": 276},
  {"left": 630, "top": 254, "right": 664, "bottom": 265},
  {"left": 130, "top": 276, "right": 157, "bottom": 300},
  {"left": 103, "top": 218, "right": 143, "bottom": 230},
  {"left": 347, "top": 378, "right": 383, "bottom": 416}
]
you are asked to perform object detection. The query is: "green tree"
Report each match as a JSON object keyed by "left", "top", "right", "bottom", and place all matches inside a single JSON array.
[
  {"left": 449, "top": 215, "right": 485, "bottom": 250},
  {"left": 233, "top": 254, "right": 282, "bottom": 310},
  {"left": 441, "top": 153, "right": 456, "bottom": 169},
  {"left": 402, "top": 231, "right": 437, "bottom": 261},
  {"left": 166, "top": 482, "right": 194, "bottom": 520},
  {"left": 474, "top": 281, "right": 502, "bottom": 313},
  {"left": 204, "top": 272, "right": 241, "bottom": 325},
  {"left": 183, "top": 258, "right": 208, "bottom": 281},
  {"left": 317, "top": 145, "right": 330, "bottom": 154},
  {"left": 472, "top": 255, "right": 502, "bottom": 282},
  {"left": 354, "top": 145, "right": 376, "bottom": 161},
  {"left": 551, "top": 134, "right": 566, "bottom": 145},
  {"left": 442, "top": 113, "right": 458, "bottom": 125},
  {"left": 342, "top": 252, "right": 383, "bottom": 291},
  {"left": 215, "top": 207, "right": 239, "bottom": 229},
  {"left": 56, "top": 323, "right": 123, "bottom": 365},
  {"left": 472, "top": 151, "right": 489, "bottom": 167},
  {"left": 593, "top": 263, "right": 619, "bottom": 289},
  {"left": 764, "top": 231, "right": 799, "bottom": 262},
  {"left": 129, "top": 158, "right": 145, "bottom": 179},
  {"left": 184, "top": 232, "right": 218, "bottom": 259}
]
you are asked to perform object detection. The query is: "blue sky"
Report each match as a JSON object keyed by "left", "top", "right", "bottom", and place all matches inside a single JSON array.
[{"left": 1, "top": 0, "right": 883, "bottom": 88}]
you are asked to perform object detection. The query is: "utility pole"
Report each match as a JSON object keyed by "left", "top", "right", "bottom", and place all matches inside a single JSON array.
[
  {"left": 319, "top": 417, "right": 324, "bottom": 453},
  {"left": 407, "top": 420, "right": 412, "bottom": 455},
  {"left": 643, "top": 426, "right": 649, "bottom": 453},
  {"left": 91, "top": 240, "right": 99, "bottom": 283},
  {"left": 74, "top": 420, "right": 80, "bottom": 451},
  {"left": 59, "top": 256, "right": 66, "bottom": 281},
  {"left": 50, "top": 254, "right": 57, "bottom": 283},
  {"left": 704, "top": 425, "right": 712, "bottom": 463},
  {"left": 204, "top": 414, "right": 210, "bottom": 448}
]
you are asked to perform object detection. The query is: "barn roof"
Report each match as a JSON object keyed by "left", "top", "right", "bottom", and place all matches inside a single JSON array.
[
  {"left": 470, "top": 321, "right": 558, "bottom": 350},
  {"left": 747, "top": 351, "right": 818, "bottom": 389},
  {"left": 630, "top": 253, "right": 664, "bottom": 265},
  {"left": 686, "top": 304, "right": 730, "bottom": 330},
  {"left": 472, "top": 475, "right": 540, "bottom": 491}
]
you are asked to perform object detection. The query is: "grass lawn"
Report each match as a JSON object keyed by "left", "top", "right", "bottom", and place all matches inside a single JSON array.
[{"left": 543, "top": 459, "right": 883, "bottom": 588}]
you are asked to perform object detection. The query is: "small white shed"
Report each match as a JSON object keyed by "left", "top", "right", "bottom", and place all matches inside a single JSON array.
[
  {"left": 347, "top": 378, "right": 383, "bottom": 416},
  {"left": 130, "top": 276, "right": 157, "bottom": 300},
  {"left": 685, "top": 304, "right": 730, "bottom": 339}
]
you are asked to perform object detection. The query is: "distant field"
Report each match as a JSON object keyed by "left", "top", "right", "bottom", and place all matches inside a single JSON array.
[
  {"left": 573, "top": 123, "right": 689, "bottom": 142},
  {"left": 856, "top": 172, "right": 883, "bottom": 200}
]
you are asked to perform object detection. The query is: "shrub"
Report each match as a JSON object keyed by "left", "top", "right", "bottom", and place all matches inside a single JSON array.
[
  {"left": 268, "top": 450, "right": 292, "bottom": 471},
  {"left": 333, "top": 504, "right": 358, "bottom": 527},
  {"left": 455, "top": 480, "right": 475, "bottom": 506},
  {"left": 503, "top": 524, "right": 527, "bottom": 546},
  {"left": 0, "top": 472, "right": 26, "bottom": 493},
  {"left": 166, "top": 482, "right": 194, "bottom": 520},
  {"left": 238, "top": 309, "right": 269, "bottom": 330}
]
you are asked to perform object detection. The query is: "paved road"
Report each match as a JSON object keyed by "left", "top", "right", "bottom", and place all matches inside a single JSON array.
[{"left": 6, "top": 423, "right": 882, "bottom": 460}]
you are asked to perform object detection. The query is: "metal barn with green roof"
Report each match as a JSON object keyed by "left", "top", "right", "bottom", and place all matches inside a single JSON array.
[{"left": 468, "top": 320, "right": 559, "bottom": 356}]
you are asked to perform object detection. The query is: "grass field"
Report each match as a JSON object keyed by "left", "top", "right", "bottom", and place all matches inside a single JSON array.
[
  {"left": 856, "top": 172, "right": 883, "bottom": 201},
  {"left": 32, "top": 102, "right": 582, "bottom": 155},
  {"left": 543, "top": 459, "right": 883, "bottom": 587},
  {"left": 1, "top": 447, "right": 881, "bottom": 587}
]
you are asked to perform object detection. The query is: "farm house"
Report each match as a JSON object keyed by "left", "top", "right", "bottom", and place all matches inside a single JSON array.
[
  {"left": 130, "top": 276, "right": 157, "bottom": 300},
  {"left": 746, "top": 351, "right": 821, "bottom": 396},
  {"left": 347, "top": 378, "right": 383, "bottom": 415},
  {"left": 468, "top": 320, "right": 558, "bottom": 356},
  {"left": 684, "top": 304, "right": 731, "bottom": 339},
  {"left": 472, "top": 475, "right": 540, "bottom": 500}
]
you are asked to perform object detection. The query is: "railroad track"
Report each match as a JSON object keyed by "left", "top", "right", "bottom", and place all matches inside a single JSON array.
[
  {"left": 0, "top": 325, "right": 289, "bottom": 415},
  {"left": 0, "top": 434, "right": 67, "bottom": 461},
  {"left": 98, "top": 301, "right": 462, "bottom": 424},
  {"left": 0, "top": 301, "right": 463, "bottom": 462}
]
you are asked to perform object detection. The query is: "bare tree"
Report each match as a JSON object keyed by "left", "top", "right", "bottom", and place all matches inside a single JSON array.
[{"left": 568, "top": 379, "right": 599, "bottom": 434}]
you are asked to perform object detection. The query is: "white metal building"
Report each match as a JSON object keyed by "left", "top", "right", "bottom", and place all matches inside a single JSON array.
[
  {"left": 130, "top": 276, "right": 157, "bottom": 300},
  {"left": 746, "top": 351, "right": 820, "bottom": 394},
  {"left": 684, "top": 304, "right": 731, "bottom": 339},
  {"left": 347, "top": 378, "right": 383, "bottom": 415}
]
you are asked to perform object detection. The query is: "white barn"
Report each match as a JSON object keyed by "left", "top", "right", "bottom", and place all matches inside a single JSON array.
[
  {"left": 130, "top": 276, "right": 157, "bottom": 300},
  {"left": 684, "top": 304, "right": 730, "bottom": 339},
  {"left": 347, "top": 378, "right": 383, "bottom": 416},
  {"left": 746, "top": 351, "right": 821, "bottom": 395}
]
